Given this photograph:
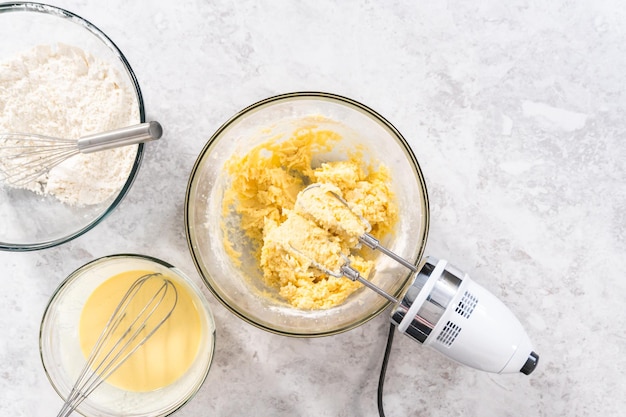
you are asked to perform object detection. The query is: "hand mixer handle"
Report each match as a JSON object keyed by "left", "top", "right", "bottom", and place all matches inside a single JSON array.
[
  {"left": 77, "top": 121, "right": 163, "bottom": 153},
  {"left": 390, "top": 257, "right": 539, "bottom": 375}
]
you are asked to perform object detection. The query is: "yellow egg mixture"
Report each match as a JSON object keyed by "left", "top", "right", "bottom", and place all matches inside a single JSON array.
[
  {"left": 222, "top": 126, "right": 398, "bottom": 309},
  {"left": 79, "top": 270, "right": 202, "bottom": 392}
]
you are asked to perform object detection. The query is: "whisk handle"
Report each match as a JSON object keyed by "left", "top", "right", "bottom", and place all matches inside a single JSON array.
[{"left": 77, "top": 121, "right": 163, "bottom": 153}]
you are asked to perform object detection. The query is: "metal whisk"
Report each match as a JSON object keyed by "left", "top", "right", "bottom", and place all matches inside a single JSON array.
[
  {"left": 56, "top": 273, "right": 178, "bottom": 417},
  {"left": 0, "top": 121, "right": 162, "bottom": 186}
]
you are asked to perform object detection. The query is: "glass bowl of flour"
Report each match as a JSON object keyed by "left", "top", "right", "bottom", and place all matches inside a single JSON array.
[{"left": 0, "top": 3, "right": 145, "bottom": 251}]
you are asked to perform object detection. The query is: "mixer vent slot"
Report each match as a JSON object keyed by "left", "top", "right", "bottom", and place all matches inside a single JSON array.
[
  {"left": 455, "top": 290, "right": 478, "bottom": 318},
  {"left": 436, "top": 321, "right": 461, "bottom": 347}
]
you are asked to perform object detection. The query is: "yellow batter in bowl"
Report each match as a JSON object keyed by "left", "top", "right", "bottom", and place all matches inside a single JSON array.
[
  {"left": 222, "top": 125, "right": 398, "bottom": 309},
  {"left": 78, "top": 270, "right": 202, "bottom": 392}
]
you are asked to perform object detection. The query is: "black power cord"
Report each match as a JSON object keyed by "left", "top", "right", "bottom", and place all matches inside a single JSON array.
[{"left": 377, "top": 322, "right": 396, "bottom": 417}]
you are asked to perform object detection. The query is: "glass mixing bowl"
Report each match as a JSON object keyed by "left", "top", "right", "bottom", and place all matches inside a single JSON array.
[
  {"left": 0, "top": 3, "right": 145, "bottom": 251},
  {"left": 185, "top": 92, "right": 430, "bottom": 337},
  {"left": 40, "top": 254, "right": 216, "bottom": 417}
]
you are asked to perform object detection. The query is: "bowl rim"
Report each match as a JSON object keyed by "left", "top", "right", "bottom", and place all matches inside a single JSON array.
[
  {"left": 184, "top": 91, "right": 431, "bottom": 337},
  {"left": 39, "top": 253, "right": 216, "bottom": 417},
  {"left": 0, "top": 2, "right": 146, "bottom": 252}
]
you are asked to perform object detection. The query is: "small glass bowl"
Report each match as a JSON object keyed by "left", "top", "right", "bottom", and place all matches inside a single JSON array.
[
  {"left": 40, "top": 254, "right": 216, "bottom": 417},
  {"left": 0, "top": 2, "right": 145, "bottom": 251},
  {"left": 185, "top": 92, "right": 430, "bottom": 337}
]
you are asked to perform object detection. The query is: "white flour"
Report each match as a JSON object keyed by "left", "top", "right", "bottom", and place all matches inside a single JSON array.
[{"left": 0, "top": 43, "right": 139, "bottom": 206}]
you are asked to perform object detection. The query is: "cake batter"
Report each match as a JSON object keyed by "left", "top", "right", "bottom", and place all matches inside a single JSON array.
[{"left": 222, "top": 125, "right": 398, "bottom": 309}]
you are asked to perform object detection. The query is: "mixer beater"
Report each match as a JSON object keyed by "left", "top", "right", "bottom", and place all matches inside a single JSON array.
[{"left": 294, "top": 184, "right": 539, "bottom": 375}]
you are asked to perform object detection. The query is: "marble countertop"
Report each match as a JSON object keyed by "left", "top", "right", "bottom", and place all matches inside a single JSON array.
[{"left": 1, "top": 1, "right": 625, "bottom": 416}]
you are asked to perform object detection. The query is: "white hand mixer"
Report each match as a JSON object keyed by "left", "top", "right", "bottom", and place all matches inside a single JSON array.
[{"left": 296, "top": 184, "right": 539, "bottom": 375}]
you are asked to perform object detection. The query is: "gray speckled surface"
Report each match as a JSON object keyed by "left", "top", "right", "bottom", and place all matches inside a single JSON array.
[{"left": 1, "top": 1, "right": 625, "bottom": 416}]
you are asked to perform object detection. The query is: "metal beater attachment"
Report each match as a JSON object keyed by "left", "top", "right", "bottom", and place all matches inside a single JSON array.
[
  {"left": 297, "top": 184, "right": 417, "bottom": 271},
  {"left": 288, "top": 244, "right": 399, "bottom": 303},
  {"left": 292, "top": 183, "right": 419, "bottom": 301},
  {"left": 56, "top": 273, "right": 177, "bottom": 417}
]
